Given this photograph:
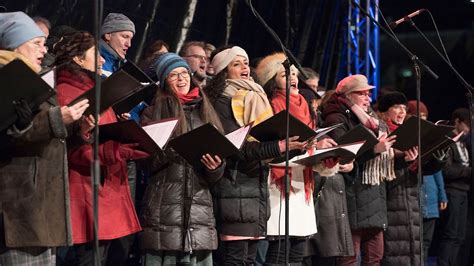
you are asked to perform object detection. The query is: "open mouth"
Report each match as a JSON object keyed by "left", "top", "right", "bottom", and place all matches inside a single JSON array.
[
  {"left": 177, "top": 82, "right": 188, "bottom": 88},
  {"left": 240, "top": 71, "right": 249, "bottom": 79}
]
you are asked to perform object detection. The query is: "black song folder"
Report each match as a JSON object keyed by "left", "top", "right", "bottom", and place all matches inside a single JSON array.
[
  {"left": 389, "top": 116, "right": 454, "bottom": 151},
  {"left": 69, "top": 70, "right": 142, "bottom": 115},
  {"left": 249, "top": 111, "right": 316, "bottom": 142},
  {"left": 99, "top": 118, "right": 178, "bottom": 154},
  {"left": 0, "top": 60, "right": 56, "bottom": 131},
  {"left": 336, "top": 124, "right": 379, "bottom": 156},
  {"left": 113, "top": 60, "right": 158, "bottom": 113},
  {"left": 119, "top": 60, "right": 154, "bottom": 83},
  {"left": 293, "top": 141, "right": 365, "bottom": 166},
  {"left": 112, "top": 82, "right": 158, "bottom": 114},
  {"left": 420, "top": 131, "right": 463, "bottom": 164},
  {"left": 169, "top": 123, "right": 251, "bottom": 166}
]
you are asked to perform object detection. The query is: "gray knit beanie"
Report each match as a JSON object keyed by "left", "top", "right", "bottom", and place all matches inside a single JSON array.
[
  {"left": 101, "top": 13, "right": 135, "bottom": 35},
  {"left": 0, "top": 12, "right": 45, "bottom": 49}
]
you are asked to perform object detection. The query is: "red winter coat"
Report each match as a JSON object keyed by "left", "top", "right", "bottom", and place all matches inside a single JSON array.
[{"left": 56, "top": 70, "right": 142, "bottom": 244}]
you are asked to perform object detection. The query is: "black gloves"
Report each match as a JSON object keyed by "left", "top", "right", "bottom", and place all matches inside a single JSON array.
[{"left": 13, "top": 99, "right": 33, "bottom": 130}]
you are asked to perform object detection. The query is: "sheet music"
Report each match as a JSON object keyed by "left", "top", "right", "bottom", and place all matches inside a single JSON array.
[
  {"left": 341, "top": 141, "right": 365, "bottom": 154},
  {"left": 41, "top": 69, "right": 55, "bottom": 88},
  {"left": 142, "top": 119, "right": 179, "bottom": 149},
  {"left": 314, "top": 123, "right": 342, "bottom": 139},
  {"left": 225, "top": 124, "right": 251, "bottom": 149}
]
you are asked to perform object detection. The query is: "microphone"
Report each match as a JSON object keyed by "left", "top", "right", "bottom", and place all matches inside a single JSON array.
[{"left": 389, "top": 9, "right": 426, "bottom": 29}]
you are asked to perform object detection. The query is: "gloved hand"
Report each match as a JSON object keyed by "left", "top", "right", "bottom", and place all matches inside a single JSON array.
[
  {"left": 433, "top": 148, "right": 448, "bottom": 161},
  {"left": 13, "top": 99, "right": 33, "bottom": 130},
  {"left": 119, "top": 143, "right": 150, "bottom": 161}
]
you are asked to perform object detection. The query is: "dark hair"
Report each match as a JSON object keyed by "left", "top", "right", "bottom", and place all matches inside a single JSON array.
[
  {"left": 203, "top": 69, "right": 227, "bottom": 103},
  {"left": 179, "top": 41, "right": 206, "bottom": 57},
  {"left": 262, "top": 75, "right": 278, "bottom": 100},
  {"left": 151, "top": 76, "right": 223, "bottom": 136},
  {"left": 32, "top": 16, "right": 51, "bottom": 30},
  {"left": 451, "top": 108, "right": 470, "bottom": 124},
  {"left": 53, "top": 31, "right": 95, "bottom": 75},
  {"left": 142, "top": 40, "right": 169, "bottom": 60},
  {"left": 204, "top": 45, "right": 235, "bottom": 103}
]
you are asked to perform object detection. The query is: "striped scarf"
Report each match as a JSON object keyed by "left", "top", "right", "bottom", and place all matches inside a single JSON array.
[{"left": 223, "top": 79, "right": 274, "bottom": 126}]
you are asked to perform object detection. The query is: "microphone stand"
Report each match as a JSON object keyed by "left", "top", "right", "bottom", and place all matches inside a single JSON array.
[
  {"left": 243, "top": 0, "right": 306, "bottom": 263},
  {"left": 93, "top": 0, "right": 103, "bottom": 265},
  {"left": 350, "top": 2, "right": 439, "bottom": 265},
  {"left": 405, "top": 17, "right": 474, "bottom": 171}
]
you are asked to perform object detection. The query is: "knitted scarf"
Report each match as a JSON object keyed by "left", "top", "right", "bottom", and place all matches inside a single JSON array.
[
  {"left": 177, "top": 87, "right": 201, "bottom": 104},
  {"left": 270, "top": 90, "right": 314, "bottom": 203},
  {"left": 223, "top": 79, "right": 273, "bottom": 126},
  {"left": 347, "top": 104, "right": 396, "bottom": 185}
]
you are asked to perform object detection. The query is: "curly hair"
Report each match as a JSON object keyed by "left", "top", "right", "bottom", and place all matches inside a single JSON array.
[{"left": 52, "top": 31, "right": 96, "bottom": 75}]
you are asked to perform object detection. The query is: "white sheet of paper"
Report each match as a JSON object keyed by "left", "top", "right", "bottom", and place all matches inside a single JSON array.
[
  {"left": 225, "top": 124, "right": 251, "bottom": 149},
  {"left": 142, "top": 119, "right": 179, "bottom": 149},
  {"left": 41, "top": 69, "right": 55, "bottom": 88},
  {"left": 314, "top": 123, "right": 342, "bottom": 139},
  {"left": 341, "top": 141, "right": 365, "bottom": 154}
]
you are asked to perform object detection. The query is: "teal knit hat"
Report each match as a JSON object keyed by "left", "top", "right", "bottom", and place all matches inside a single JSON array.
[{"left": 154, "top": 53, "right": 190, "bottom": 88}]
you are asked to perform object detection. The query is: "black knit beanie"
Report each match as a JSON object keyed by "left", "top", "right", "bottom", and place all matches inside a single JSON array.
[{"left": 377, "top": 91, "right": 407, "bottom": 112}]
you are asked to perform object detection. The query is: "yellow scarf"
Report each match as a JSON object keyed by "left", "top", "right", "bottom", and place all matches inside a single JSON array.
[
  {"left": 0, "top": 50, "right": 39, "bottom": 72},
  {"left": 223, "top": 78, "right": 273, "bottom": 127}
]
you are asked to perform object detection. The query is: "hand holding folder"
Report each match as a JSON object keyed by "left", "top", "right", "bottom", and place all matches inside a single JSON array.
[{"left": 0, "top": 60, "right": 56, "bottom": 131}]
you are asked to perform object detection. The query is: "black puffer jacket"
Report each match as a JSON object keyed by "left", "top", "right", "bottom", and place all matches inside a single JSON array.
[
  {"left": 139, "top": 99, "right": 224, "bottom": 252},
  {"left": 321, "top": 94, "right": 387, "bottom": 230},
  {"left": 382, "top": 158, "right": 421, "bottom": 266},
  {"left": 211, "top": 95, "right": 281, "bottom": 237}
]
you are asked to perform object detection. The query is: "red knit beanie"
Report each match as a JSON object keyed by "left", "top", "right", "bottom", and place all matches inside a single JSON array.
[{"left": 407, "top": 100, "right": 428, "bottom": 117}]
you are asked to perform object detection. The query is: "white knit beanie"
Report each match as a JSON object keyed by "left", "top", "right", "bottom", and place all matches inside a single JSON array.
[{"left": 211, "top": 46, "right": 248, "bottom": 75}]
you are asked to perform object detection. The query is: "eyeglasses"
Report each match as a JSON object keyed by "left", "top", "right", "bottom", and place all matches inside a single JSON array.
[
  {"left": 352, "top": 91, "right": 372, "bottom": 97},
  {"left": 185, "top": 54, "right": 207, "bottom": 61},
  {"left": 28, "top": 40, "right": 48, "bottom": 52},
  {"left": 167, "top": 70, "right": 190, "bottom": 81}
]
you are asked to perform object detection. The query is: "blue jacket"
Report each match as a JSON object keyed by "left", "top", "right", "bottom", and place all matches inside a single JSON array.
[
  {"left": 99, "top": 41, "right": 146, "bottom": 121},
  {"left": 99, "top": 40, "right": 123, "bottom": 77},
  {"left": 421, "top": 170, "right": 448, "bottom": 218}
]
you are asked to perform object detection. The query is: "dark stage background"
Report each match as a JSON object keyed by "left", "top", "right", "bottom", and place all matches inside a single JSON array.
[{"left": 2, "top": 0, "right": 473, "bottom": 121}]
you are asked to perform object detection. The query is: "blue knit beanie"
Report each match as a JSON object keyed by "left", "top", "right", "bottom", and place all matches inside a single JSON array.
[
  {"left": 154, "top": 53, "right": 190, "bottom": 88},
  {"left": 0, "top": 12, "right": 45, "bottom": 50}
]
